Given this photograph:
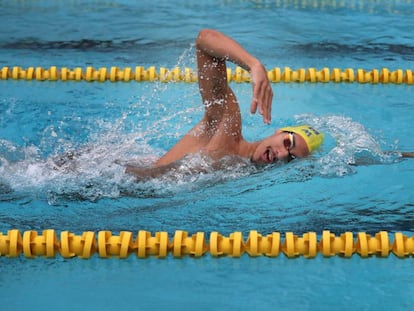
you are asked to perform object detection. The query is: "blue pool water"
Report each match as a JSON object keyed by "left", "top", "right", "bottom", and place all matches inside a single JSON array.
[{"left": 1, "top": 1, "right": 414, "bottom": 310}]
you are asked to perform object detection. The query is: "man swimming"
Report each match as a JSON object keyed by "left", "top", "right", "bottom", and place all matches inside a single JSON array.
[{"left": 126, "top": 29, "right": 324, "bottom": 179}]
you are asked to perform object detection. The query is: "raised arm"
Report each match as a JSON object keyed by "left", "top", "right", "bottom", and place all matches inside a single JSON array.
[
  {"left": 126, "top": 30, "right": 274, "bottom": 179},
  {"left": 196, "top": 29, "right": 273, "bottom": 124}
]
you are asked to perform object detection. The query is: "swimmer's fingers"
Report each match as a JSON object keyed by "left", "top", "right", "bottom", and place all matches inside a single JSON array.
[
  {"left": 251, "top": 81, "right": 273, "bottom": 124},
  {"left": 263, "top": 83, "right": 273, "bottom": 124},
  {"left": 250, "top": 63, "right": 273, "bottom": 124},
  {"left": 252, "top": 86, "right": 273, "bottom": 124}
]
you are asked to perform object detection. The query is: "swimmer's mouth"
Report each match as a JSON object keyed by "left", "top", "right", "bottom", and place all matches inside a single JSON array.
[{"left": 262, "top": 148, "right": 275, "bottom": 163}]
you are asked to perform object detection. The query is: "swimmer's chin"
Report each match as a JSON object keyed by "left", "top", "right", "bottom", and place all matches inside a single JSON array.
[{"left": 249, "top": 156, "right": 285, "bottom": 167}]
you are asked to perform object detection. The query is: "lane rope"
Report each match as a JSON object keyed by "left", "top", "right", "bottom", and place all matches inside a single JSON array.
[
  {"left": 1, "top": 66, "right": 413, "bottom": 84},
  {"left": 1, "top": 229, "right": 413, "bottom": 259}
]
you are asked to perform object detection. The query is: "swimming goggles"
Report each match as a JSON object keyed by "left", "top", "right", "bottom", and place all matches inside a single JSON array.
[{"left": 284, "top": 132, "right": 296, "bottom": 162}]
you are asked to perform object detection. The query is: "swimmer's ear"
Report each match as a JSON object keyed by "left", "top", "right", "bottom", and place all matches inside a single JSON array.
[{"left": 275, "top": 129, "right": 282, "bottom": 134}]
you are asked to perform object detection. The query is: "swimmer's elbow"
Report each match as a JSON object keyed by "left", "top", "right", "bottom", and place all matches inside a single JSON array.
[{"left": 196, "top": 29, "right": 219, "bottom": 48}]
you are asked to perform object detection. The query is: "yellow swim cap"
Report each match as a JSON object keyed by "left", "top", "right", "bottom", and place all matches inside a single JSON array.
[{"left": 279, "top": 125, "right": 324, "bottom": 153}]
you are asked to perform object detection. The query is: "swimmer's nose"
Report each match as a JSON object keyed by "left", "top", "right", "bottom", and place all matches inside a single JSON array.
[{"left": 277, "top": 148, "right": 290, "bottom": 161}]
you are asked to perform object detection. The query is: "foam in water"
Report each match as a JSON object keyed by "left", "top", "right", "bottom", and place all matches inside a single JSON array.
[{"left": 0, "top": 111, "right": 402, "bottom": 205}]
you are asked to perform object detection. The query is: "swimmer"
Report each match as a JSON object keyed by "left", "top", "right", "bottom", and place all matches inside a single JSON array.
[{"left": 124, "top": 29, "right": 319, "bottom": 179}]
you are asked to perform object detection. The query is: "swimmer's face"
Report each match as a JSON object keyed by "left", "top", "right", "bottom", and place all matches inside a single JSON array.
[{"left": 251, "top": 130, "right": 309, "bottom": 164}]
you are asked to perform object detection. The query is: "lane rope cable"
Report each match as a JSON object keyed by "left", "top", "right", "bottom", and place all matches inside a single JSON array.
[
  {"left": 1, "top": 230, "right": 413, "bottom": 259},
  {"left": 1, "top": 66, "right": 413, "bottom": 84}
]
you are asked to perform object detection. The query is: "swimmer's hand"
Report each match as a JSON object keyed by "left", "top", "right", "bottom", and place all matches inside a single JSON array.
[
  {"left": 250, "top": 61, "right": 273, "bottom": 124},
  {"left": 401, "top": 152, "right": 414, "bottom": 158},
  {"left": 381, "top": 151, "right": 414, "bottom": 160}
]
